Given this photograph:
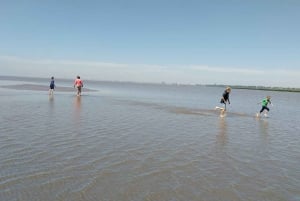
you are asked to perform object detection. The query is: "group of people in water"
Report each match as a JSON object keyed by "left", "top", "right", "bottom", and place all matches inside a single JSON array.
[
  {"left": 49, "top": 76, "right": 272, "bottom": 118},
  {"left": 48, "top": 76, "right": 84, "bottom": 97},
  {"left": 218, "top": 86, "right": 272, "bottom": 118}
]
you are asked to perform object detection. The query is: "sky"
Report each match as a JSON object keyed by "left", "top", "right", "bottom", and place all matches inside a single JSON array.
[{"left": 0, "top": 0, "right": 300, "bottom": 87}]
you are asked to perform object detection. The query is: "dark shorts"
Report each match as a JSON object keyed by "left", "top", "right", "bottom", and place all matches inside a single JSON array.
[
  {"left": 50, "top": 84, "right": 55, "bottom": 89},
  {"left": 260, "top": 106, "right": 269, "bottom": 113},
  {"left": 77, "top": 86, "right": 82, "bottom": 92}
]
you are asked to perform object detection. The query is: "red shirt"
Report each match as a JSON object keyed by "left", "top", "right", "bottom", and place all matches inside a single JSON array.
[{"left": 74, "top": 79, "right": 83, "bottom": 87}]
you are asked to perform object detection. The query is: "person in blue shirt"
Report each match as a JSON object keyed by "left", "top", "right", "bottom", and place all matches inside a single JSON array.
[
  {"left": 220, "top": 87, "right": 231, "bottom": 110},
  {"left": 215, "top": 87, "right": 231, "bottom": 117},
  {"left": 49, "top": 76, "right": 55, "bottom": 95}
]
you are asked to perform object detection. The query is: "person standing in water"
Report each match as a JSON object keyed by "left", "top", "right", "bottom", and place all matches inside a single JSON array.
[
  {"left": 216, "top": 87, "right": 231, "bottom": 117},
  {"left": 257, "top": 96, "right": 272, "bottom": 117},
  {"left": 74, "top": 75, "right": 83, "bottom": 96},
  {"left": 49, "top": 76, "right": 55, "bottom": 95},
  {"left": 220, "top": 87, "right": 231, "bottom": 109}
]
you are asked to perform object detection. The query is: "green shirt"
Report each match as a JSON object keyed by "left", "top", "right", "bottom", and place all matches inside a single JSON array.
[{"left": 262, "top": 98, "right": 270, "bottom": 106}]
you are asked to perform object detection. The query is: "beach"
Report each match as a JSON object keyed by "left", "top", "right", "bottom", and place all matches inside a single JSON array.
[{"left": 0, "top": 77, "right": 300, "bottom": 201}]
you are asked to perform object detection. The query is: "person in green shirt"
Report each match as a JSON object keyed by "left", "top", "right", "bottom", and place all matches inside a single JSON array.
[{"left": 257, "top": 96, "right": 272, "bottom": 117}]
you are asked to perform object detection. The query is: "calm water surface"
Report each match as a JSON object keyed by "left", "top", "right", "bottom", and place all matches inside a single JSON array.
[{"left": 0, "top": 78, "right": 300, "bottom": 201}]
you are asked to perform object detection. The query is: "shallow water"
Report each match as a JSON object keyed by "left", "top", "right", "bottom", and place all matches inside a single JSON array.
[{"left": 0, "top": 77, "right": 300, "bottom": 201}]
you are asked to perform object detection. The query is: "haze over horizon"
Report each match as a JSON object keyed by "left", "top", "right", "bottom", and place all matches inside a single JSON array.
[{"left": 1, "top": 1, "right": 300, "bottom": 87}]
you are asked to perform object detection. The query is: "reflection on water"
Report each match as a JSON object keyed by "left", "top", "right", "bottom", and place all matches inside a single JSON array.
[
  {"left": 259, "top": 119, "right": 269, "bottom": 133},
  {"left": 258, "top": 118, "right": 269, "bottom": 143},
  {"left": 73, "top": 96, "right": 82, "bottom": 124},
  {"left": 74, "top": 96, "right": 81, "bottom": 109},
  {"left": 48, "top": 94, "right": 55, "bottom": 114},
  {"left": 216, "top": 117, "right": 228, "bottom": 146},
  {"left": 49, "top": 94, "right": 54, "bottom": 102}
]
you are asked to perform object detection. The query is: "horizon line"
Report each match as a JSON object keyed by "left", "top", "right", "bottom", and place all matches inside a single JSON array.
[{"left": 1, "top": 75, "right": 300, "bottom": 90}]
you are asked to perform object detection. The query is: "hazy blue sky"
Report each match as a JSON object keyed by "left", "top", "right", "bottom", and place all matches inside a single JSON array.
[{"left": 1, "top": 0, "right": 300, "bottom": 87}]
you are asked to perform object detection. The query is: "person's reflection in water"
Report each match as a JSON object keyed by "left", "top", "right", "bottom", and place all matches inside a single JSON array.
[
  {"left": 73, "top": 96, "right": 82, "bottom": 125},
  {"left": 216, "top": 117, "right": 228, "bottom": 146},
  {"left": 48, "top": 94, "right": 55, "bottom": 122},
  {"left": 49, "top": 94, "right": 54, "bottom": 100},
  {"left": 259, "top": 119, "right": 269, "bottom": 144},
  {"left": 49, "top": 94, "right": 54, "bottom": 109}
]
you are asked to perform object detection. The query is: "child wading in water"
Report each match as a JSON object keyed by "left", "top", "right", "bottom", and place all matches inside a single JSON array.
[
  {"left": 74, "top": 76, "right": 84, "bottom": 96},
  {"left": 257, "top": 96, "right": 272, "bottom": 117},
  {"left": 49, "top": 76, "right": 55, "bottom": 95},
  {"left": 216, "top": 87, "right": 231, "bottom": 117}
]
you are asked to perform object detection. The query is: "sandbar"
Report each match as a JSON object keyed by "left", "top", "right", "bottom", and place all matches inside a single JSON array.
[{"left": 0, "top": 84, "right": 97, "bottom": 92}]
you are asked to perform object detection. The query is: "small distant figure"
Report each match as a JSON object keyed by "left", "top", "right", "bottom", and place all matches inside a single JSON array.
[
  {"left": 49, "top": 76, "right": 55, "bottom": 95},
  {"left": 215, "top": 86, "right": 231, "bottom": 117},
  {"left": 74, "top": 75, "right": 83, "bottom": 96},
  {"left": 257, "top": 96, "right": 272, "bottom": 117}
]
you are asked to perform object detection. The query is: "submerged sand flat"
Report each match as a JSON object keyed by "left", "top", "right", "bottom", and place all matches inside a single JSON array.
[{"left": 0, "top": 84, "right": 97, "bottom": 92}]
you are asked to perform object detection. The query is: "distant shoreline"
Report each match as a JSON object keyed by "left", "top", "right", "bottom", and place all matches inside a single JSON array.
[
  {"left": 205, "top": 84, "right": 300, "bottom": 93},
  {"left": 1, "top": 75, "right": 299, "bottom": 92}
]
